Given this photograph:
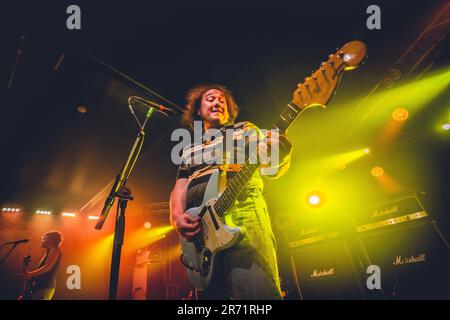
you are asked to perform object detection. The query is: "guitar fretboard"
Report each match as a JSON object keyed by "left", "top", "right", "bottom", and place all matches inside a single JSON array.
[{"left": 213, "top": 102, "right": 301, "bottom": 216}]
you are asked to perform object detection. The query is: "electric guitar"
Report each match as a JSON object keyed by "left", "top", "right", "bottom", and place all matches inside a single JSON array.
[
  {"left": 17, "top": 255, "right": 33, "bottom": 300},
  {"left": 180, "top": 41, "right": 368, "bottom": 290}
]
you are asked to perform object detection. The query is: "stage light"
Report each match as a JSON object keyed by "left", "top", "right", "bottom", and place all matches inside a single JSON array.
[
  {"left": 371, "top": 166, "right": 384, "bottom": 177},
  {"left": 88, "top": 215, "right": 99, "bottom": 220},
  {"left": 308, "top": 195, "right": 320, "bottom": 206},
  {"left": 392, "top": 108, "right": 409, "bottom": 122},
  {"left": 364, "top": 148, "right": 370, "bottom": 154},
  {"left": 1, "top": 207, "right": 20, "bottom": 212},
  {"left": 62, "top": 212, "right": 76, "bottom": 217},
  {"left": 306, "top": 191, "right": 326, "bottom": 208},
  {"left": 36, "top": 210, "right": 51, "bottom": 215},
  {"left": 77, "top": 105, "right": 88, "bottom": 114},
  {"left": 443, "top": 123, "right": 450, "bottom": 131},
  {"left": 144, "top": 221, "right": 152, "bottom": 229}
]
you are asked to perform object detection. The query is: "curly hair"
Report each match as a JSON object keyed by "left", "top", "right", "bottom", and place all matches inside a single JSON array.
[{"left": 182, "top": 84, "right": 239, "bottom": 129}]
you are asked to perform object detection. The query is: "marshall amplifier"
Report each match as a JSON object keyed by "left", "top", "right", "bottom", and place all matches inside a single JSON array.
[
  {"left": 288, "top": 237, "right": 366, "bottom": 299},
  {"left": 286, "top": 194, "right": 450, "bottom": 299},
  {"left": 355, "top": 194, "right": 450, "bottom": 299},
  {"left": 354, "top": 194, "right": 428, "bottom": 232},
  {"left": 285, "top": 216, "right": 367, "bottom": 299},
  {"left": 285, "top": 219, "right": 341, "bottom": 250},
  {"left": 358, "top": 218, "right": 450, "bottom": 299},
  {"left": 132, "top": 243, "right": 167, "bottom": 300}
]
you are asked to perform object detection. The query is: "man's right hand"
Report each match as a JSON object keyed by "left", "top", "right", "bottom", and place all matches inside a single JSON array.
[{"left": 171, "top": 212, "right": 201, "bottom": 242}]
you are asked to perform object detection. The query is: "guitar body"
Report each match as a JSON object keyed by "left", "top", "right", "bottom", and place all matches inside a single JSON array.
[
  {"left": 180, "top": 170, "right": 246, "bottom": 290},
  {"left": 17, "top": 255, "right": 33, "bottom": 300}
]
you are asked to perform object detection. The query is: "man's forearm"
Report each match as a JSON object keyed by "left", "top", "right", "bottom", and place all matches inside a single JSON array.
[{"left": 170, "top": 190, "right": 186, "bottom": 224}]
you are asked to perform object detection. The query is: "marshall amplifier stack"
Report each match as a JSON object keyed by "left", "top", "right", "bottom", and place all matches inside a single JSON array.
[{"left": 285, "top": 193, "right": 450, "bottom": 299}]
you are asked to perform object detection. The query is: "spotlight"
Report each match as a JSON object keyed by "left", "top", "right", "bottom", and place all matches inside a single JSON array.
[
  {"left": 77, "top": 105, "right": 88, "bottom": 114},
  {"left": 306, "top": 191, "right": 326, "bottom": 208},
  {"left": 371, "top": 166, "right": 384, "bottom": 177},
  {"left": 144, "top": 221, "right": 152, "bottom": 229},
  {"left": 364, "top": 148, "right": 370, "bottom": 154},
  {"left": 308, "top": 195, "right": 320, "bottom": 206},
  {"left": 36, "top": 210, "right": 51, "bottom": 215},
  {"left": 442, "top": 123, "right": 450, "bottom": 131},
  {"left": 62, "top": 212, "right": 76, "bottom": 217},
  {"left": 392, "top": 108, "right": 409, "bottom": 122},
  {"left": 88, "top": 215, "right": 99, "bottom": 220}
]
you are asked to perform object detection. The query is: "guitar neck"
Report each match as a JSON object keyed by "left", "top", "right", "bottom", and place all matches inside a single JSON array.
[
  {"left": 214, "top": 102, "right": 301, "bottom": 216},
  {"left": 212, "top": 41, "right": 368, "bottom": 216}
]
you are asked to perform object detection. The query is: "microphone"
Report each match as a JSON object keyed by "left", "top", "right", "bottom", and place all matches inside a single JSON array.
[
  {"left": 131, "top": 96, "right": 177, "bottom": 116},
  {"left": 4, "top": 239, "right": 29, "bottom": 245}
]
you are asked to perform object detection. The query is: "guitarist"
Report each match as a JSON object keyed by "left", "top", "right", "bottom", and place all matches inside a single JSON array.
[
  {"left": 170, "top": 84, "right": 292, "bottom": 299},
  {"left": 21, "top": 231, "right": 62, "bottom": 300}
]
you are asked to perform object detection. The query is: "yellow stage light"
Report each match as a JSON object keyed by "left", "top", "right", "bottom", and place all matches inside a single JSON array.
[
  {"left": 371, "top": 166, "right": 384, "bottom": 177},
  {"left": 392, "top": 108, "right": 409, "bottom": 122},
  {"left": 306, "top": 191, "right": 326, "bottom": 208}
]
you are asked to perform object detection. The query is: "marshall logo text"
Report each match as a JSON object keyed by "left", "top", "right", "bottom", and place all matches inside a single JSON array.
[
  {"left": 393, "top": 253, "right": 427, "bottom": 266},
  {"left": 310, "top": 268, "right": 335, "bottom": 278}
]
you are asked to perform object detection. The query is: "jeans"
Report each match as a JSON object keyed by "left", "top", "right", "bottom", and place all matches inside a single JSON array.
[{"left": 199, "top": 191, "right": 282, "bottom": 300}]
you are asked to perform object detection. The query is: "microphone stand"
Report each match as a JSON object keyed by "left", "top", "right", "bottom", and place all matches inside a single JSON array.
[
  {"left": 95, "top": 106, "right": 156, "bottom": 300},
  {"left": 0, "top": 243, "right": 20, "bottom": 265}
]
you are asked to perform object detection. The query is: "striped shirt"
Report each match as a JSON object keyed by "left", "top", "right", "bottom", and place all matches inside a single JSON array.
[{"left": 177, "top": 121, "right": 265, "bottom": 209}]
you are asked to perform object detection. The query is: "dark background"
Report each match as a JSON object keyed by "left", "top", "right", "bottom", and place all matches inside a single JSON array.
[{"left": 0, "top": 1, "right": 448, "bottom": 299}]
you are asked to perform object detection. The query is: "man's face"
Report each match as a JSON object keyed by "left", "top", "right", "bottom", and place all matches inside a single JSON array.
[
  {"left": 40, "top": 235, "right": 53, "bottom": 248},
  {"left": 197, "top": 89, "right": 229, "bottom": 129}
]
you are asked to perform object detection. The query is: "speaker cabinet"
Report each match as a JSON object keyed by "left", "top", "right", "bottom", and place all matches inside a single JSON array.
[
  {"left": 289, "top": 238, "right": 365, "bottom": 299},
  {"left": 358, "top": 219, "right": 450, "bottom": 299}
]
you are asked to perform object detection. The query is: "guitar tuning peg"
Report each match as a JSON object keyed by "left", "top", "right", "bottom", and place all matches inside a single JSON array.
[
  {"left": 312, "top": 75, "right": 317, "bottom": 81},
  {"left": 320, "top": 68, "right": 326, "bottom": 74},
  {"left": 329, "top": 54, "right": 334, "bottom": 59},
  {"left": 338, "top": 51, "right": 344, "bottom": 58},
  {"left": 320, "top": 62, "right": 326, "bottom": 67}
]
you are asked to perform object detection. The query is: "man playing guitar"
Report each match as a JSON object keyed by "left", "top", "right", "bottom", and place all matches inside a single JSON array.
[{"left": 170, "top": 84, "right": 292, "bottom": 299}]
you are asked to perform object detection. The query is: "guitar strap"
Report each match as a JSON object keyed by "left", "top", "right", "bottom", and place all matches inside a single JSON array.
[{"left": 218, "top": 125, "right": 229, "bottom": 194}]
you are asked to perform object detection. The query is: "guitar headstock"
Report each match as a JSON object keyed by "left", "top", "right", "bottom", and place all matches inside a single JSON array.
[{"left": 292, "top": 41, "right": 367, "bottom": 110}]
